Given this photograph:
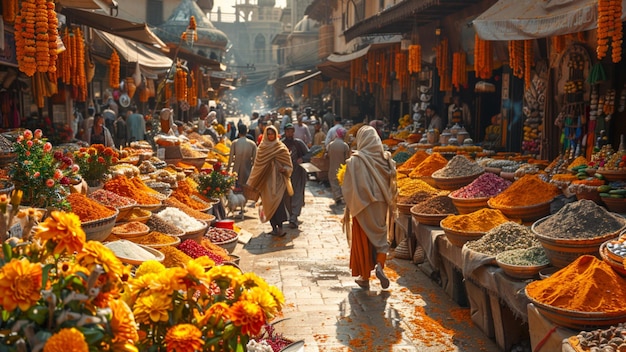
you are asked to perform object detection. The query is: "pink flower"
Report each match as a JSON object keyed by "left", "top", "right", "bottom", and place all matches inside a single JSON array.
[
  {"left": 46, "top": 179, "right": 55, "bottom": 188},
  {"left": 43, "top": 142, "right": 52, "bottom": 152},
  {"left": 33, "top": 172, "right": 40, "bottom": 178},
  {"left": 71, "top": 165, "right": 80, "bottom": 173},
  {"left": 23, "top": 130, "right": 33, "bottom": 140},
  {"left": 53, "top": 169, "right": 63, "bottom": 180},
  {"left": 60, "top": 177, "right": 70, "bottom": 185},
  {"left": 25, "top": 151, "right": 31, "bottom": 157},
  {"left": 34, "top": 129, "right": 42, "bottom": 139},
  {"left": 16, "top": 135, "right": 23, "bottom": 142},
  {"left": 26, "top": 140, "right": 33, "bottom": 148}
]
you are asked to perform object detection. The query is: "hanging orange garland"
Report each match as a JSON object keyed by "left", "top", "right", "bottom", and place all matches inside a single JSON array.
[
  {"left": 611, "top": 0, "right": 622, "bottom": 63},
  {"left": 523, "top": 40, "right": 533, "bottom": 89},
  {"left": 2, "top": 0, "right": 18, "bottom": 23},
  {"left": 108, "top": 50, "right": 120, "bottom": 89},
  {"left": 175, "top": 64, "right": 188, "bottom": 101},
  {"left": 552, "top": 35, "right": 566, "bottom": 54},
  {"left": 597, "top": 0, "right": 622, "bottom": 62},
  {"left": 14, "top": 0, "right": 39, "bottom": 76},
  {"left": 74, "top": 27, "right": 87, "bottom": 102},
  {"left": 452, "top": 50, "right": 467, "bottom": 90},
  {"left": 474, "top": 34, "right": 493, "bottom": 80},
  {"left": 187, "top": 71, "right": 198, "bottom": 107},
  {"left": 508, "top": 40, "right": 524, "bottom": 79},
  {"left": 46, "top": 0, "right": 58, "bottom": 77},
  {"left": 408, "top": 44, "right": 422, "bottom": 74},
  {"left": 436, "top": 38, "right": 451, "bottom": 91},
  {"left": 34, "top": 0, "right": 50, "bottom": 73}
]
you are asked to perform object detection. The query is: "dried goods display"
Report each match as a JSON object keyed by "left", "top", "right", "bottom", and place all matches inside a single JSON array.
[
  {"left": 205, "top": 227, "right": 238, "bottom": 243},
  {"left": 450, "top": 173, "right": 511, "bottom": 199},
  {"left": 522, "top": 73, "right": 546, "bottom": 155},
  {"left": 496, "top": 247, "right": 549, "bottom": 267},
  {"left": 431, "top": 155, "right": 484, "bottom": 178},
  {"left": 465, "top": 222, "right": 540, "bottom": 256}
]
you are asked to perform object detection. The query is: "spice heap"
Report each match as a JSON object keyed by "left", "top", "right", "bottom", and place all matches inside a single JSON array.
[
  {"left": 104, "top": 175, "right": 161, "bottom": 205},
  {"left": 164, "top": 197, "right": 215, "bottom": 221},
  {"left": 171, "top": 178, "right": 213, "bottom": 210},
  {"left": 146, "top": 214, "right": 185, "bottom": 235},
  {"left": 88, "top": 189, "right": 136, "bottom": 208},
  {"left": 465, "top": 222, "right": 540, "bottom": 256},
  {"left": 497, "top": 247, "right": 549, "bottom": 266},
  {"left": 67, "top": 193, "right": 116, "bottom": 222},
  {"left": 450, "top": 173, "right": 512, "bottom": 199},
  {"left": 573, "top": 323, "right": 626, "bottom": 351},
  {"left": 200, "top": 238, "right": 231, "bottom": 261},
  {"left": 526, "top": 255, "right": 626, "bottom": 313},
  {"left": 157, "top": 207, "right": 206, "bottom": 233},
  {"left": 126, "top": 208, "right": 151, "bottom": 222},
  {"left": 490, "top": 174, "right": 560, "bottom": 207},
  {"left": 106, "top": 240, "right": 158, "bottom": 261},
  {"left": 441, "top": 208, "right": 512, "bottom": 233},
  {"left": 534, "top": 199, "right": 626, "bottom": 239},
  {"left": 111, "top": 221, "right": 149, "bottom": 235},
  {"left": 158, "top": 246, "right": 192, "bottom": 267},
  {"left": 178, "top": 239, "right": 225, "bottom": 264},
  {"left": 398, "top": 178, "right": 438, "bottom": 197},
  {"left": 397, "top": 151, "right": 429, "bottom": 172},
  {"left": 131, "top": 231, "right": 179, "bottom": 246},
  {"left": 397, "top": 191, "right": 436, "bottom": 205},
  {"left": 432, "top": 155, "right": 484, "bottom": 178},
  {"left": 205, "top": 227, "right": 238, "bottom": 243},
  {"left": 411, "top": 195, "right": 457, "bottom": 215},
  {"left": 409, "top": 152, "right": 448, "bottom": 178}
]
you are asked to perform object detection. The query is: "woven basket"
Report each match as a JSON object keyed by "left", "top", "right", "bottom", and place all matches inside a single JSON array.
[
  {"left": 394, "top": 238, "right": 411, "bottom": 260},
  {"left": 242, "top": 184, "right": 259, "bottom": 202}
]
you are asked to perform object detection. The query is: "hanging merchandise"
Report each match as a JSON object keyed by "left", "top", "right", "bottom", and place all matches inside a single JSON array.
[
  {"left": 408, "top": 45, "right": 422, "bottom": 74},
  {"left": 436, "top": 38, "right": 451, "bottom": 91},
  {"left": 175, "top": 62, "right": 188, "bottom": 101},
  {"left": 523, "top": 40, "right": 533, "bottom": 89},
  {"left": 73, "top": 27, "right": 87, "bottom": 102},
  {"left": 452, "top": 51, "right": 467, "bottom": 90},
  {"left": 2, "top": 0, "right": 18, "bottom": 23},
  {"left": 187, "top": 71, "right": 197, "bottom": 107},
  {"left": 14, "top": 0, "right": 59, "bottom": 77},
  {"left": 474, "top": 34, "right": 493, "bottom": 80},
  {"left": 552, "top": 35, "right": 566, "bottom": 54},
  {"left": 597, "top": 0, "right": 623, "bottom": 63},
  {"left": 508, "top": 40, "right": 524, "bottom": 79},
  {"left": 108, "top": 50, "right": 120, "bottom": 89},
  {"left": 125, "top": 77, "right": 136, "bottom": 99}
]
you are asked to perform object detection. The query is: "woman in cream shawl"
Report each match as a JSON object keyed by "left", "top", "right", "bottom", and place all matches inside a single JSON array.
[
  {"left": 342, "top": 126, "right": 397, "bottom": 289},
  {"left": 247, "top": 125, "right": 294, "bottom": 236}
]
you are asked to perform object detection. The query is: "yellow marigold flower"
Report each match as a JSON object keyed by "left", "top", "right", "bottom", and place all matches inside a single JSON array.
[
  {"left": 165, "top": 324, "right": 204, "bottom": 352},
  {"left": 35, "top": 210, "right": 85, "bottom": 255},
  {"left": 201, "top": 301, "right": 231, "bottom": 326},
  {"left": 184, "top": 258, "right": 211, "bottom": 290},
  {"left": 230, "top": 300, "right": 266, "bottom": 336},
  {"left": 109, "top": 299, "right": 139, "bottom": 344},
  {"left": 150, "top": 267, "right": 186, "bottom": 294},
  {"left": 57, "top": 261, "right": 89, "bottom": 278},
  {"left": 207, "top": 265, "right": 242, "bottom": 285},
  {"left": 266, "top": 285, "right": 285, "bottom": 308},
  {"left": 128, "top": 272, "right": 158, "bottom": 299},
  {"left": 43, "top": 328, "right": 88, "bottom": 352},
  {"left": 190, "top": 255, "right": 215, "bottom": 269},
  {"left": 134, "top": 260, "right": 165, "bottom": 278},
  {"left": 237, "top": 272, "right": 268, "bottom": 290},
  {"left": 337, "top": 163, "right": 346, "bottom": 186},
  {"left": 76, "top": 241, "right": 124, "bottom": 283},
  {"left": 243, "top": 286, "right": 280, "bottom": 320},
  {"left": 133, "top": 293, "right": 171, "bottom": 324},
  {"left": 0, "top": 258, "right": 42, "bottom": 312}
]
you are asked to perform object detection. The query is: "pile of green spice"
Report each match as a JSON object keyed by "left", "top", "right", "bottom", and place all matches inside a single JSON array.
[
  {"left": 465, "top": 222, "right": 540, "bottom": 256},
  {"left": 496, "top": 247, "right": 549, "bottom": 266},
  {"left": 432, "top": 155, "right": 484, "bottom": 178}
]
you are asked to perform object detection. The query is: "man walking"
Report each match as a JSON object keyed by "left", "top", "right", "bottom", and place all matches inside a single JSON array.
[
  {"left": 327, "top": 127, "right": 350, "bottom": 205},
  {"left": 282, "top": 123, "right": 309, "bottom": 228},
  {"left": 126, "top": 106, "right": 146, "bottom": 142},
  {"left": 228, "top": 124, "right": 257, "bottom": 188},
  {"left": 294, "top": 113, "right": 312, "bottom": 148}
]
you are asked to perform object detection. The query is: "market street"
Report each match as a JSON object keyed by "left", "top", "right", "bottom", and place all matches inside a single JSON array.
[{"left": 232, "top": 180, "right": 503, "bottom": 352}]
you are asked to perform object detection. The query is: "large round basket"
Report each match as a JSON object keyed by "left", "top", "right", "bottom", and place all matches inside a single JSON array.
[
  {"left": 448, "top": 195, "right": 490, "bottom": 214},
  {"left": 526, "top": 289, "right": 626, "bottom": 330},
  {"left": 440, "top": 223, "right": 485, "bottom": 247},
  {"left": 105, "top": 241, "right": 165, "bottom": 266},
  {"left": 432, "top": 172, "right": 483, "bottom": 191},
  {"left": 136, "top": 235, "right": 181, "bottom": 249},
  {"left": 182, "top": 157, "right": 207, "bottom": 170},
  {"left": 115, "top": 203, "right": 137, "bottom": 222},
  {"left": 601, "top": 196, "right": 626, "bottom": 214},
  {"left": 487, "top": 198, "right": 552, "bottom": 224},
  {"left": 495, "top": 250, "right": 550, "bottom": 280},
  {"left": 0, "top": 181, "right": 14, "bottom": 196},
  {"left": 397, "top": 202, "right": 415, "bottom": 215},
  {"left": 242, "top": 184, "right": 260, "bottom": 202},
  {"left": 82, "top": 208, "right": 120, "bottom": 242},
  {"left": 597, "top": 169, "right": 626, "bottom": 182},
  {"left": 211, "top": 235, "right": 239, "bottom": 253},
  {"left": 531, "top": 215, "right": 623, "bottom": 268},
  {"left": 410, "top": 205, "right": 452, "bottom": 226},
  {"left": 178, "top": 220, "right": 209, "bottom": 243},
  {"left": 599, "top": 242, "right": 626, "bottom": 277}
]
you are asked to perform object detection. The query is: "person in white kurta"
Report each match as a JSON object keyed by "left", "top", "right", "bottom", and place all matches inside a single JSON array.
[{"left": 228, "top": 124, "right": 258, "bottom": 187}]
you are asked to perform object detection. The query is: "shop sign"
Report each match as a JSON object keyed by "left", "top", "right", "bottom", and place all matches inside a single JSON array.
[{"left": 0, "top": 31, "right": 17, "bottom": 67}]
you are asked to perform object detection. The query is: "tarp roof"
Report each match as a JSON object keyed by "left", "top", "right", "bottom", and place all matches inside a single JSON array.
[
  {"left": 94, "top": 30, "right": 173, "bottom": 78},
  {"left": 474, "top": 0, "right": 626, "bottom": 41},
  {"left": 61, "top": 7, "right": 168, "bottom": 50}
]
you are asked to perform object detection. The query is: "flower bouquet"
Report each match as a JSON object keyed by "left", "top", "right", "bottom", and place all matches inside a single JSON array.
[
  {"left": 128, "top": 259, "right": 285, "bottom": 351},
  {"left": 8, "top": 129, "right": 80, "bottom": 210},
  {"left": 0, "top": 208, "right": 137, "bottom": 351},
  {"left": 73, "top": 144, "right": 119, "bottom": 186},
  {"left": 194, "top": 162, "right": 236, "bottom": 199}
]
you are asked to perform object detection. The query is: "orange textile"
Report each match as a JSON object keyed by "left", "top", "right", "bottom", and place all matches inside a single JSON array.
[{"left": 350, "top": 218, "right": 375, "bottom": 279}]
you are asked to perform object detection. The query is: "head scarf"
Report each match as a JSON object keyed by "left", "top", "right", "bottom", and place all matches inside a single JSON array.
[
  {"left": 246, "top": 125, "right": 294, "bottom": 222},
  {"left": 336, "top": 127, "right": 346, "bottom": 139},
  {"left": 341, "top": 126, "right": 397, "bottom": 243}
]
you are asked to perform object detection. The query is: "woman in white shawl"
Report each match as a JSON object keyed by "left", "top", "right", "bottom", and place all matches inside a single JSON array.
[
  {"left": 341, "top": 125, "right": 397, "bottom": 290},
  {"left": 247, "top": 125, "right": 294, "bottom": 236}
]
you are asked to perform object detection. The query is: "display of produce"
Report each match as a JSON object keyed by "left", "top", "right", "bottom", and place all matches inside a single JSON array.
[
  {"left": 156, "top": 207, "right": 206, "bottom": 233},
  {"left": 67, "top": 193, "right": 116, "bottom": 222},
  {"left": 205, "top": 226, "right": 238, "bottom": 243},
  {"left": 411, "top": 195, "right": 457, "bottom": 215},
  {"left": 408, "top": 152, "right": 448, "bottom": 178},
  {"left": 432, "top": 155, "right": 484, "bottom": 178},
  {"left": 440, "top": 208, "right": 512, "bottom": 233},
  {"left": 449, "top": 173, "right": 511, "bottom": 199},
  {"left": 88, "top": 189, "right": 136, "bottom": 208},
  {"left": 489, "top": 174, "right": 560, "bottom": 207},
  {"left": 465, "top": 222, "right": 540, "bottom": 256},
  {"left": 495, "top": 246, "right": 549, "bottom": 267}
]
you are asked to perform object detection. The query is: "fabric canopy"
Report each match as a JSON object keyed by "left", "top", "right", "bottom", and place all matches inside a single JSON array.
[
  {"left": 56, "top": 0, "right": 116, "bottom": 9},
  {"left": 61, "top": 7, "right": 167, "bottom": 49},
  {"left": 95, "top": 30, "right": 172, "bottom": 78},
  {"left": 285, "top": 71, "right": 322, "bottom": 88},
  {"left": 474, "top": 0, "right": 626, "bottom": 41}
]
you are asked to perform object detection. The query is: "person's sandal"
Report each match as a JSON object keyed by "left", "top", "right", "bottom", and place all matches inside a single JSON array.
[
  {"left": 355, "top": 278, "right": 369, "bottom": 290},
  {"left": 376, "top": 264, "right": 390, "bottom": 289}
]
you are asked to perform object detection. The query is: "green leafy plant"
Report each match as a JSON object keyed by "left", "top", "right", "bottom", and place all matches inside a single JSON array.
[
  {"left": 194, "top": 162, "right": 236, "bottom": 199},
  {"left": 73, "top": 144, "right": 119, "bottom": 185}
]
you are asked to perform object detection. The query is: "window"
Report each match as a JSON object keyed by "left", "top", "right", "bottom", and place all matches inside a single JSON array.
[
  {"left": 254, "top": 34, "right": 266, "bottom": 63},
  {"left": 146, "top": 0, "right": 163, "bottom": 26}
]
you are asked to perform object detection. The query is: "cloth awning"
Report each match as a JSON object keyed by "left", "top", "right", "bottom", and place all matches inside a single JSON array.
[
  {"left": 94, "top": 30, "right": 172, "bottom": 78},
  {"left": 317, "top": 45, "right": 372, "bottom": 80},
  {"left": 285, "top": 71, "right": 322, "bottom": 88},
  {"left": 61, "top": 7, "right": 168, "bottom": 50},
  {"left": 474, "top": 0, "right": 626, "bottom": 41},
  {"left": 56, "top": 0, "right": 117, "bottom": 9}
]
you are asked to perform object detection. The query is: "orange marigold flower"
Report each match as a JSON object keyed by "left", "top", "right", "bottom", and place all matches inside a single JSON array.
[
  {"left": 0, "top": 258, "right": 43, "bottom": 312},
  {"left": 229, "top": 300, "right": 266, "bottom": 336},
  {"left": 110, "top": 299, "right": 139, "bottom": 344},
  {"left": 43, "top": 328, "right": 88, "bottom": 352},
  {"left": 35, "top": 210, "right": 85, "bottom": 255},
  {"left": 76, "top": 241, "right": 124, "bottom": 285},
  {"left": 165, "top": 324, "right": 203, "bottom": 352}
]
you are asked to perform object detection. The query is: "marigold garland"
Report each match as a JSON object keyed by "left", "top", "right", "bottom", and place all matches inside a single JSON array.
[
  {"left": 74, "top": 27, "right": 87, "bottom": 101},
  {"left": 552, "top": 35, "right": 566, "bottom": 54},
  {"left": 408, "top": 45, "right": 422, "bottom": 74},
  {"left": 2, "top": 0, "right": 18, "bottom": 23},
  {"left": 108, "top": 50, "right": 120, "bottom": 89},
  {"left": 436, "top": 38, "right": 451, "bottom": 91},
  {"left": 452, "top": 50, "right": 467, "bottom": 90},
  {"left": 508, "top": 40, "right": 524, "bottom": 79},
  {"left": 175, "top": 64, "right": 188, "bottom": 101},
  {"left": 524, "top": 40, "right": 533, "bottom": 89},
  {"left": 46, "top": 0, "right": 58, "bottom": 75},
  {"left": 474, "top": 34, "right": 493, "bottom": 80}
]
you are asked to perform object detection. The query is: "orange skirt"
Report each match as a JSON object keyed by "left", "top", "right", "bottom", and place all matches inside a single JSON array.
[{"left": 349, "top": 217, "right": 375, "bottom": 279}]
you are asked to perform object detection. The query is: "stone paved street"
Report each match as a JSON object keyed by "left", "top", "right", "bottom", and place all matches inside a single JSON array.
[{"left": 231, "top": 180, "right": 502, "bottom": 352}]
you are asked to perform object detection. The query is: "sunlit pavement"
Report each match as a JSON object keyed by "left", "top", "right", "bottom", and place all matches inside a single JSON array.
[{"left": 232, "top": 180, "right": 502, "bottom": 351}]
